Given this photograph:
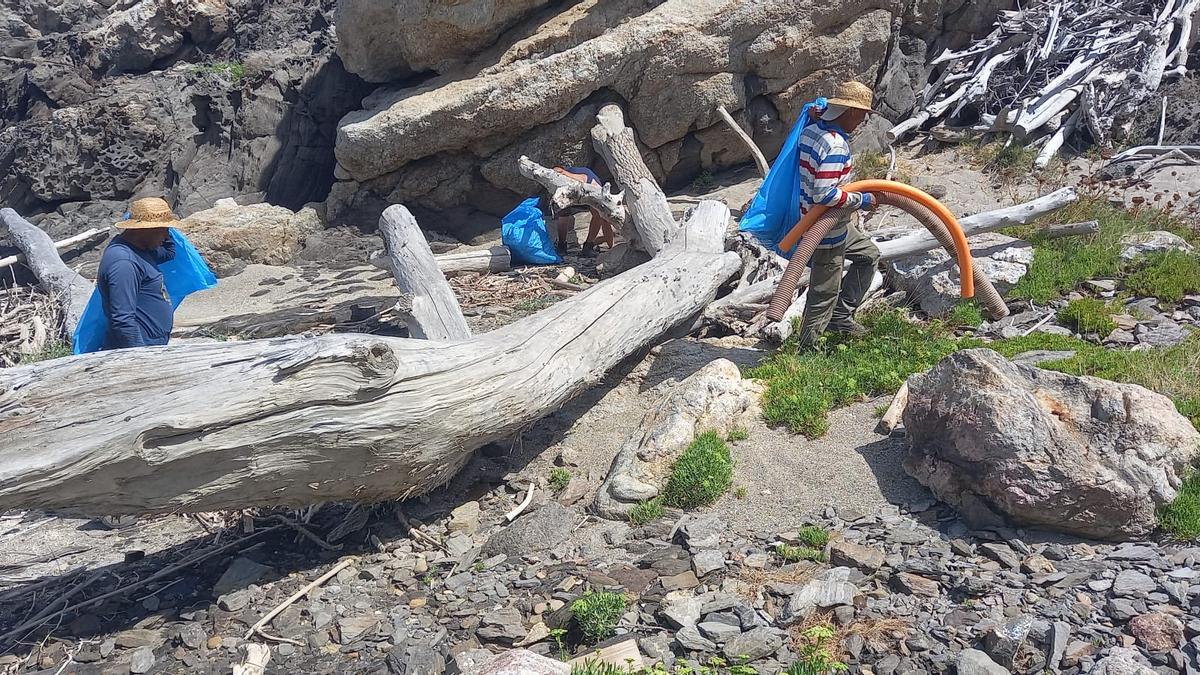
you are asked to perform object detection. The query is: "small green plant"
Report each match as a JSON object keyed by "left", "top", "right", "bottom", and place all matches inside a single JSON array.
[
  {"left": 570, "top": 660, "right": 627, "bottom": 675},
  {"left": 967, "top": 140, "right": 1039, "bottom": 181},
  {"left": 629, "top": 498, "right": 665, "bottom": 525},
  {"left": 550, "top": 627, "right": 569, "bottom": 661},
  {"left": 726, "top": 427, "right": 749, "bottom": 442},
  {"left": 947, "top": 301, "right": 984, "bottom": 329},
  {"left": 872, "top": 403, "right": 889, "bottom": 418},
  {"left": 1125, "top": 250, "right": 1200, "bottom": 303},
  {"left": 728, "top": 666, "right": 759, "bottom": 675},
  {"left": 17, "top": 341, "right": 72, "bottom": 364},
  {"left": 734, "top": 486, "right": 748, "bottom": 500},
  {"left": 777, "top": 543, "right": 825, "bottom": 563},
  {"left": 854, "top": 151, "right": 889, "bottom": 180},
  {"left": 1160, "top": 470, "right": 1200, "bottom": 540},
  {"left": 661, "top": 432, "right": 733, "bottom": 508},
  {"left": 421, "top": 573, "right": 436, "bottom": 587},
  {"left": 692, "top": 170, "right": 716, "bottom": 191},
  {"left": 571, "top": 590, "right": 627, "bottom": 644},
  {"left": 471, "top": 561, "right": 485, "bottom": 573},
  {"left": 1059, "top": 298, "right": 1117, "bottom": 336},
  {"left": 786, "top": 626, "right": 849, "bottom": 675},
  {"left": 796, "top": 525, "right": 830, "bottom": 549},
  {"left": 549, "top": 468, "right": 572, "bottom": 493},
  {"left": 193, "top": 60, "right": 247, "bottom": 81},
  {"left": 516, "top": 296, "right": 558, "bottom": 312}
]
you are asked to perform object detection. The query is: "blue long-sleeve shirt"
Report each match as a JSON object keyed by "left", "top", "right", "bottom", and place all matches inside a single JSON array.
[{"left": 97, "top": 235, "right": 176, "bottom": 349}]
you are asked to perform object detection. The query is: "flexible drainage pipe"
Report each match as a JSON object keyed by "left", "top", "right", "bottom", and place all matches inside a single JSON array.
[{"left": 767, "top": 180, "right": 1009, "bottom": 323}]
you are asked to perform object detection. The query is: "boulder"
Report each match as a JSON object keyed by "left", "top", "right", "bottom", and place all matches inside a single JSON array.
[
  {"left": 887, "top": 233, "right": 1033, "bottom": 316},
  {"left": 476, "top": 649, "right": 570, "bottom": 675},
  {"left": 903, "top": 349, "right": 1200, "bottom": 539},
  {"left": 334, "top": 0, "right": 555, "bottom": 82},
  {"left": 1127, "top": 612, "right": 1184, "bottom": 652},
  {"left": 1119, "top": 231, "right": 1195, "bottom": 261},
  {"left": 1089, "top": 647, "right": 1157, "bottom": 675},
  {"left": 593, "top": 359, "right": 760, "bottom": 519},
  {"left": 183, "top": 200, "right": 321, "bottom": 277},
  {"left": 482, "top": 503, "right": 578, "bottom": 558}
]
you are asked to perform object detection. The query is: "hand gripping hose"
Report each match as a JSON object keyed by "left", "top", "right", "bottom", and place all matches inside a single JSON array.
[{"left": 767, "top": 180, "right": 1009, "bottom": 323}]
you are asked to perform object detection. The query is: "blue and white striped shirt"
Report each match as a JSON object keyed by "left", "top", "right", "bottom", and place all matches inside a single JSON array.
[{"left": 797, "top": 119, "right": 873, "bottom": 248}]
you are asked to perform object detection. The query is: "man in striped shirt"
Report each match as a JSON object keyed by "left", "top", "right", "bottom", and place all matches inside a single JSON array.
[{"left": 795, "top": 81, "right": 881, "bottom": 347}]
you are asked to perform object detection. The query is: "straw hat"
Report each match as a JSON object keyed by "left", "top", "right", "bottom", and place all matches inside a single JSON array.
[
  {"left": 825, "top": 81, "right": 876, "bottom": 114},
  {"left": 115, "top": 197, "right": 181, "bottom": 230}
]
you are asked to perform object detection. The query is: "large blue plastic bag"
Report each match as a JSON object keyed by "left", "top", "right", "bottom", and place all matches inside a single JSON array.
[
  {"left": 502, "top": 197, "right": 561, "bottom": 265},
  {"left": 738, "top": 97, "right": 827, "bottom": 255},
  {"left": 72, "top": 228, "right": 217, "bottom": 354}
]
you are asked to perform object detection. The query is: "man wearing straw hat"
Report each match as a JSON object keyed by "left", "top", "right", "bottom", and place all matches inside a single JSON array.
[
  {"left": 96, "top": 197, "right": 180, "bottom": 349},
  {"left": 793, "top": 80, "right": 881, "bottom": 347}
]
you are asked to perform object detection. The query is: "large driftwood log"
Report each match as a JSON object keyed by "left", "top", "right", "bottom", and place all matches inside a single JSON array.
[
  {"left": 0, "top": 203, "right": 740, "bottom": 516},
  {"left": 517, "top": 156, "right": 626, "bottom": 226},
  {"left": 591, "top": 104, "right": 678, "bottom": 256},
  {"left": 375, "top": 205, "right": 471, "bottom": 340},
  {"left": 0, "top": 208, "right": 93, "bottom": 336}
]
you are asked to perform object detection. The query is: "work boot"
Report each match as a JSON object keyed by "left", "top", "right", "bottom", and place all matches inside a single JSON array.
[
  {"left": 828, "top": 319, "right": 868, "bottom": 339},
  {"left": 581, "top": 242, "right": 597, "bottom": 257}
]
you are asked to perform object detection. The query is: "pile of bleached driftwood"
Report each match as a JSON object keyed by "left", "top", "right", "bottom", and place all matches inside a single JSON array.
[{"left": 888, "top": 0, "right": 1200, "bottom": 168}]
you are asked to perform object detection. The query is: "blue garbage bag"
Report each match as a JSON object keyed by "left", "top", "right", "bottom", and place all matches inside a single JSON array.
[
  {"left": 72, "top": 228, "right": 217, "bottom": 354},
  {"left": 738, "top": 97, "right": 827, "bottom": 255},
  {"left": 502, "top": 197, "right": 561, "bottom": 265}
]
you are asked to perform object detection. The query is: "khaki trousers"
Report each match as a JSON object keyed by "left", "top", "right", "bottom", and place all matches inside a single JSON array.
[{"left": 795, "top": 216, "right": 881, "bottom": 347}]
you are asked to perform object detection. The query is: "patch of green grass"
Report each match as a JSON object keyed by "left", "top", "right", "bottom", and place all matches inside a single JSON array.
[
  {"left": 1125, "top": 250, "right": 1200, "bottom": 303},
  {"left": 854, "top": 152, "right": 889, "bottom": 180},
  {"left": 734, "top": 486, "right": 748, "bottom": 500},
  {"left": 515, "top": 296, "right": 558, "bottom": 312},
  {"left": 777, "top": 543, "right": 825, "bottom": 563},
  {"left": 18, "top": 341, "right": 72, "bottom": 364},
  {"left": 1160, "top": 471, "right": 1200, "bottom": 540},
  {"left": 549, "top": 468, "right": 572, "bottom": 493},
  {"left": 661, "top": 431, "right": 733, "bottom": 508},
  {"left": 1059, "top": 298, "right": 1117, "bottom": 336},
  {"left": 570, "top": 661, "right": 627, "bottom": 675},
  {"left": 193, "top": 60, "right": 247, "bottom": 81},
  {"left": 872, "top": 403, "right": 889, "bottom": 418},
  {"left": 747, "top": 311, "right": 962, "bottom": 437},
  {"left": 628, "top": 498, "right": 664, "bottom": 526},
  {"left": 966, "top": 140, "right": 1040, "bottom": 180},
  {"left": 1005, "top": 197, "right": 1197, "bottom": 303},
  {"left": 947, "top": 301, "right": 984, "bottom": 328},
  {"left": 796, "top": 525, "right": 830, "bottom": 549},
  {"left": 727, "top": 426, "right": 749, "bottom": 442},
  {"left": 571, "top": 590, "right": 627, "bottom": 644}
]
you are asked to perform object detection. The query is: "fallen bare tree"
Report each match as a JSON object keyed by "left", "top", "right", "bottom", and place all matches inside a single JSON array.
[
  {"left": 373, "top": 205, "right": 471, "bottom": 340},
  {"left": 0, "top": 202, "right": 737, "bottom": 515},
  {"left": 888, "top": 0, "right": 1200, "bottom": 166},
  {"left": 0, "top": 209, "right": 93, "bottom": 335},
  {"left": 517, "top": 156, "right": 627, "bottom": 226}
]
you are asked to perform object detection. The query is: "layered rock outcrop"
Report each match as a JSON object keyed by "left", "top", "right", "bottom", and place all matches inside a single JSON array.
[
  {"left": 329, "top": 0, "right": 1007, "bottom": 238},
  {"left": 0, "top": 0, "right": 370, "bottom": 247}
]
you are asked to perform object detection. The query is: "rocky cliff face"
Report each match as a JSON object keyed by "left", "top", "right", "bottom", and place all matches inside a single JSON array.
[
  {"left": 0, "top": 0, "right": 371, "bottom": 241},
  {"left": 328, "top": 0, "right": 1009, "bottom": 240}
]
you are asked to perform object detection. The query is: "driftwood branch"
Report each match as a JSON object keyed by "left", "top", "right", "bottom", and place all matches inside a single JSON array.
[
  {"left": 517, "top": 156, "right": 626, "bottom": 226},
  {"left": 434, "top": 246, "right": 511, "bottom": 276},
  {"left": 375, "top": 205, "right": 471, "bottom": 340},
  {"left": 0, "top": 209, "right": 93, "bottom": 336},
  {"left": 0, "top": 227, "right": 107, "bottom": 270},
  {"left": 591, "top": 104, "right": 678, "bottom": 256},
  {"left": 716, "top": 105, "right": 770, "bottom": 177},
  {"left": 0, "top": 203, "right": 740, "bottom": 515}
]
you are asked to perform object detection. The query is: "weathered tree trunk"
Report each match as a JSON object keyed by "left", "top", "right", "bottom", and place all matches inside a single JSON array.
[
  {"left": 517, "top": 156, "right": 626, "bottom": 226},
  {"left": 434, "top": 246, "right": 511, "bottom": 276},
  {"left": 716, "top": 106, "right": 769, "bottom": 177},
  {"left": 375, "top": 205, "right": 471, "bottom": 340},
  {"left": 0, "top": 203, "right": 739, "bottom": 516},
  {"left": 0, "top": 227, "right": 107, "bottom": 271},
  {"left": 0, "top": 209, "right": 93, "bottom": 336},
  {"left": 591, "top": 104, "right": 677, "bottom": 255}
]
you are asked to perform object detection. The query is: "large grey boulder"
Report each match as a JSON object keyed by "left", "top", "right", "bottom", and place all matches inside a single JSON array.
[
  {"left": 593, "top": 359, "right": 761, "bottom": 520},
  {"left": 887, "top": 233, "right": 1033, "bottom": 316},
  {"left": 903, "top": 349, "right": 1200, "bottom": 539}
]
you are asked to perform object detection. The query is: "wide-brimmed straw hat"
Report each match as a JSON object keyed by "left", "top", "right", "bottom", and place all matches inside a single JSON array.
[
  {"left": 115, "top": 197, "right": 182, "bottom": 230},
  {"left": 825, "top": 81, "right": 877, "bottom": 114}
]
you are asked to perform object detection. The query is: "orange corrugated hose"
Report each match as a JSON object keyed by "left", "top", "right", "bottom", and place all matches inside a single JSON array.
[
  {"left": 766, "top": 180, "right": 1013, "bottom": 324},
  {"left": 776, "top": 180, "right": 974, "bottom": 298}
]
